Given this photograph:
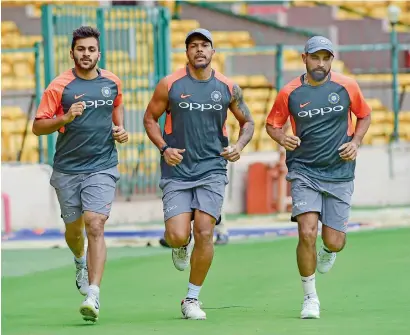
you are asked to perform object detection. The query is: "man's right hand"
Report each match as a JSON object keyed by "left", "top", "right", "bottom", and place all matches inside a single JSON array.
[
  {"left": 280, "top": 135, "right": 301, "bottom": 151},
  {"left": 63, "top": 101, "right": 85, "bottom": 124},
  {"left": 163, "top": 148, "right": 185, "bottom": 167}
]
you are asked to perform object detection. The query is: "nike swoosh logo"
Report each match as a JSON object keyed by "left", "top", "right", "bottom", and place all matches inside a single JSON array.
[
  {"left": 180, "top": 94, "right": 191, "bottom": 99},
  {"left": 75, "top": 94, "right": 85, "bottom": 99},
  {"left": 300, "top": 102, "right": 310, "bottom": 108}
]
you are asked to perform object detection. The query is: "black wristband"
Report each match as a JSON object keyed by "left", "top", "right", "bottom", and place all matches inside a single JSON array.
[{"left": 160, "top": 144, "right": 169, "bottom": 156}]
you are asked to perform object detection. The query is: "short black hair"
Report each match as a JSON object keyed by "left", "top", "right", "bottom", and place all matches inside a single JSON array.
[{"left": 71, "top": 26, "right": 100, "bottom": 50}]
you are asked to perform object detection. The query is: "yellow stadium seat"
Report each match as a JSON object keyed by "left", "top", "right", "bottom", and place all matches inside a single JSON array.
[
  {"left": 1, "top": 106, "right": 25, "bottom": 120},
  {"left": 371, "top": 136, "right": 389, "bottom": 145},
  {"left": 171, "top": 20, "right": 200, "bottom": 33},
  {"left": 250, "top": 101, "right": 268, "bottom": 114},
  {"left": 231, "top": 75, "right": 249, "bottom": 87},
  {"left": 371, "top": 110, "right": 387, "bottom": 123},
  {"left": 399, "top": 112, "right": 410, "bottom": 122},
  {"left": 244, "top": 88, "right": 271, "bottom": 102},
  {"left": 248, "top": 75, "right": 271, "bottom": 88}
]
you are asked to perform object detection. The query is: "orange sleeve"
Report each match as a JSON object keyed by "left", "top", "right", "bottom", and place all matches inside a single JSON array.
[
  {"left": 331, "top": 72, "right": 371, "bottom": 118},
  {"left": 349, "top": 80, "right": 371, "bottom": 118},
  {"left": 35, "top": 86, "right": 62, "bottom": 119},
  {"left": 114, "top": 79, "right": 123, "bottom": 107},
  {"left": 266, "top": 89, "right": 290, "bottom": 128},
  {"left": 35, "top": 69, "right": 75, "bottom": 119}
]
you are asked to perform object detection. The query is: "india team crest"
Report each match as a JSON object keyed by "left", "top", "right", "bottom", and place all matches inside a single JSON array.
[
  {"left": 211, "top": 90, "right": 222, "bottom": 102},
  {"left": 328, "top": 92, "right": 340, "bottom": 104},
  {"left": 101, "top": 86, "right": 112, "bottom": 98}
]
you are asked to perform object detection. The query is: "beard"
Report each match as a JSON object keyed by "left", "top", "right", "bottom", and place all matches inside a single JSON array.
[
  {"left": 190, "top": 55, "right": 211, "bottom": 69},
  {"left": 73, "top": 55, "right": 98, "bottom": 71},
  {"left": 307, "top": 67, "right": 330, "bottom": 82}
]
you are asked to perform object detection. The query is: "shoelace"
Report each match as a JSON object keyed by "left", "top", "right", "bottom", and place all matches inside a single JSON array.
[
  {"left": 76, "top": 265, "right": 88, "bottom": 283},
  {"left": 174, "top": 247, "right": 187, "bottom": 259},
  {"left": 184, "top": 299, "right": 202, "bottom": 309},
  {"left": 303, "top": 298, "right": 319, "bottom": 309}
]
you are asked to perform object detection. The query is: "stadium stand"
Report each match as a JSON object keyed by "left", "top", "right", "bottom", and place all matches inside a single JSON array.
[{"left": 2, "top": 0, "right": 410, "bottom": 167}]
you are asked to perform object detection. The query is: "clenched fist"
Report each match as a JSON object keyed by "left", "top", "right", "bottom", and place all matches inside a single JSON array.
[
  {"left": 163, "top": 147, "right": 185, "bottom": 167},
  {"left": 63, "top": 101, "right": 85, "bottom": 124},
  {"left": 280, "top": 135, "right": 301, "bottom": 151}
]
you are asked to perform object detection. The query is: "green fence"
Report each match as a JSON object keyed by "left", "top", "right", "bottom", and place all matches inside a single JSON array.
[
  {"left": 1, "top": 44, "right": 46, "bottom": 164},
  {"left": 41, "top": 4, "right": 171, "bottom": 198}
]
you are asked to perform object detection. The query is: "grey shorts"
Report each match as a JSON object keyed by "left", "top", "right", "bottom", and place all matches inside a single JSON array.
[
  {"left": 50, "top": 166, "right": 120, "bottom": 224},
  {"left": 287, "top": 171, "right": 354, "bottom": 233},
  {"left": 159, "top": 174, "right": 228, "bottom": 222}
]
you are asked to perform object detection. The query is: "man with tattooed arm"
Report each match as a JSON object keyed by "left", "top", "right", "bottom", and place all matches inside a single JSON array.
[{"left": 143, "top": 28, "right": 254, "bottom": 320}]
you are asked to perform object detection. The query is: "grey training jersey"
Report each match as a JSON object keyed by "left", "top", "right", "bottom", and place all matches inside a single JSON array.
[
  {"left": 267, "top": 71, "right": 371, "bottom": 182},
  {"left": 35, "top": 68, "right": 122, "bottom": 174},
  {"left": 161, "top": 66, "right": 234, "bottom": 181}
]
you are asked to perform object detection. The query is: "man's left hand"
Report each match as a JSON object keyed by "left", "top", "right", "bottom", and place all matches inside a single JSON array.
[
  {"left": 221, "top": 145, "right": 241, "bottom": 162},
  {"left": 338, "top": 141, "right": 359, "bottom": 161},
  {"left": 113, "top": 126, "right": 128, "bottom": 144}
]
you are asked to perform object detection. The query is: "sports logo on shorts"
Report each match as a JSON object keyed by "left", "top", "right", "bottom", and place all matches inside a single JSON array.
[
  {"left": 101, "top": 86, "right": 112, "bottom": 98},
  {"left": 211, "top": 90, "right": 222, "bottom": 102},
  {"left": 328, "top": 92, "right": 340, "bottom": 104}
]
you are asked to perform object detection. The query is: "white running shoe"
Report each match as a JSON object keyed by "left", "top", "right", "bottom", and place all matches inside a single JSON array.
[
  {"left": 181, "top": 298, "right": 206, "bottom": 320},
  {"left": 80, "top": 291, "right": 100, "bottom": 322},
  {"left": 317, "top": 246, "right": 337, "bottom": 274},
  {"left": 300, "top": 295, "right": 320, "bottom": 319},
  {"left": 75, "top": 260, "right": 89, "bottom": 296},
  {"left": 172, "top": 234, "right": 194, "bottom": 271}
]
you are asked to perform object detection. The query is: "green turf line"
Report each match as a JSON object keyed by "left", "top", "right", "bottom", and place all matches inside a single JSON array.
[{"left": 2, "top": 228, "right": 409, "bottom": 335}]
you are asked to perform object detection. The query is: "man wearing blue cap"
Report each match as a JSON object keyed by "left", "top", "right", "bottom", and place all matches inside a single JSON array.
[
  {"left": 144, "top": 28, "right": 254, "bottom": 319},
  {"left": 266, "top": 36, "right": 371, "bottom": 319}
]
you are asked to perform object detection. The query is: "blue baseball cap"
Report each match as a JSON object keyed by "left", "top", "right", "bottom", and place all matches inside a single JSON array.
[
  {"left": 185, "top": 28, "right": 213, "bottom": 47},
  {"left": 304, "top": 36, "right": 334, "bottom": 55}
]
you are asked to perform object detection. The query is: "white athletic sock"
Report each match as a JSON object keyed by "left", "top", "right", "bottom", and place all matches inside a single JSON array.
[
  {"left": 301, "top": 274, "right": 317, "bottom": 299},
  {"left": 186, "top": 283, "right": 202, "bottom": 300},
  {"left": 74, "top": 255, "right": 86, "bottom": 265},
  {"left": 89, "top": 285, "right": 100, "bottom": 298}
]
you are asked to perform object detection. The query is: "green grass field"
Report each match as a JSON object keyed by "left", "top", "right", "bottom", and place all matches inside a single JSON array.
[{"left": 2, "top": 227, "right": 410, "bottom": 335}]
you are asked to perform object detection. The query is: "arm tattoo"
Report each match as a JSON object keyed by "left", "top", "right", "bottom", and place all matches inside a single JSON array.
[
  {"left": 233, "top": 84, "right": 252, "bottom": 120},
  {"left": 232, "top": 84, "right": 254, "bottom": 150}
]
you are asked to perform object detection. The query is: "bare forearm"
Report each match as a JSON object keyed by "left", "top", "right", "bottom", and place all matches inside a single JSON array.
[
  {"left": 32, "top": 116, "right": 67, "bottom": 136},
  {"left": 112, "top": 106, "right": 124, "bottom": 127},
  {"left": 352, "top": 115, "right": 371, "bottom": 145},
  {"left": 143, "top": 118, "right": 167, "bottom": 150},
  {"left": 236, "top": 121, "right": 255, "bottom": 151},
  {"left": 266, "top": 124, "right": 286, "bottom": 145}
]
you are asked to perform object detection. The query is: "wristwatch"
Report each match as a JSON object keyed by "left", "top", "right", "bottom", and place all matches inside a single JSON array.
[{"left": 160, "top": 144, "right": 170, "bottom": 156}]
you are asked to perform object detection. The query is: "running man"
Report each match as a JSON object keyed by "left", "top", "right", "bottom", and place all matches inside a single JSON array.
[
  {"left": 144, "top": 28, "right": 254, "bottom": 320},
  {"left": 265, "top": 36, "right": 371, "bottom": 319},
  {"left": 32, "top": 26, "right": 128, "bottom": 322}
]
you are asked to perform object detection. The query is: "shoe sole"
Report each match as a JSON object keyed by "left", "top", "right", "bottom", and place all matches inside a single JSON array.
[
  {"left": 182, "top": 314, "right": 207, "bottom": 320},
  {"left": 301, "top": 314, "right": 320, "bottom": 319},
  {"left": 80, "top": 305, "right": 99, "bottom": 322}
]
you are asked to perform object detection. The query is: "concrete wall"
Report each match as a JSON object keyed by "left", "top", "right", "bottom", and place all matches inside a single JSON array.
[{"left": 2, "top": 143, "right": 409, "bottom": 231}]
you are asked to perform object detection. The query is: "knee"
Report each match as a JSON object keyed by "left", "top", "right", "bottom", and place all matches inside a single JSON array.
[
  {"left": 85, "top": 214, "right": 106, "bottom": 238},
  {"left": 65, "top": 227, "right": 83, "bottom": 239},
  {"left": 324, "top": 235, "right": 346, "bottom": 252},
  {"left": 299, "top": 226, "right": 317, "bottom": 246},
  {"left": 65, "top": 218, "right": 84, "bottom": 239},
  {"left": 193, "top": 226, "right": 214, "bottom": 244},
  {"left": 166, "top": 230, "right": 190, "bottom": 247}
]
